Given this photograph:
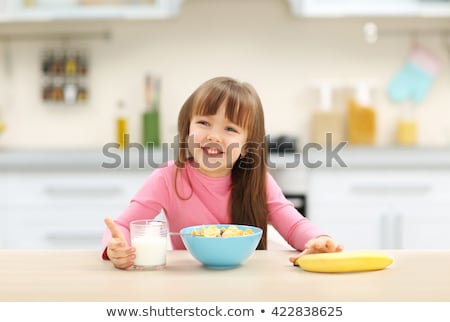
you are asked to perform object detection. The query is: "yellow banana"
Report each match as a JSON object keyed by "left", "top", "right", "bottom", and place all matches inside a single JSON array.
[{"left": 294, "top": 251, "right": 393, "bottom": 273}]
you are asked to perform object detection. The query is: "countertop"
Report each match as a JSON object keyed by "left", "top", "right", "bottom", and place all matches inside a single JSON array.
[
  {"left": 1, "top": 147, "right": 450, "bottom": 171},
  {"left": 1, "top": 250, "right": 449, "bottom": 302}
]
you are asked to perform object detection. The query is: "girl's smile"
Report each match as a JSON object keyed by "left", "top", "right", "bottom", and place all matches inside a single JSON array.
[{"left": 202, "top": 145, "right": 223, "bottom": 157}]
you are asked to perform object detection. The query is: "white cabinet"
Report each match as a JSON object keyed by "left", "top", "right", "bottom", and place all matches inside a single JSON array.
[
  {"left": 399, "top": 209, "right": 450, "bottom": 249},
  {"left": 0, "top": 0, "right": 183, "bottom": 22},
  {"left": 308, "top": 169, "right": 450, "bottom": 250},
  {"left": 0, "top": 177, "right": 7, "bottom": 247},
  {"left": 2, "top": 170, "right": 150, "bottom": 249}
]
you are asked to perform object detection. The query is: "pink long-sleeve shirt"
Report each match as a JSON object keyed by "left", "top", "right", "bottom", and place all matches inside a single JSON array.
[{"left": 101, "top": 161, "right": 324, "bottom": 258}]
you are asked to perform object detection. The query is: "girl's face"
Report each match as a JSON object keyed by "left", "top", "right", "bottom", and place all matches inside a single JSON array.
[{"left": 188, "top": 104, "right": 248, "bottom": 177}]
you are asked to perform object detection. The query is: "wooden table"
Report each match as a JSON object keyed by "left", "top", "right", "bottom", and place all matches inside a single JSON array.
[{"left": 1, "top": 250, "right": 449, "bottom": 302}]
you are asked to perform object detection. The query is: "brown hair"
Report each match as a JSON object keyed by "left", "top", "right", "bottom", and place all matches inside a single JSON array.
[{"left": 175, "top": 77, "right": 268, "bottom": 249}]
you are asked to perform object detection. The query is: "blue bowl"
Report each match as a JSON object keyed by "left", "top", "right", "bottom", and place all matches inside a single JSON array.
[{"left": 180, "top": 224, "right": 263, "bottom": 269}]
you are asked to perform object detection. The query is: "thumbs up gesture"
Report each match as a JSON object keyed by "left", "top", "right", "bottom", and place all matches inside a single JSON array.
[{"left": 104, "top": 217, "right": 136, "bottom": 269}]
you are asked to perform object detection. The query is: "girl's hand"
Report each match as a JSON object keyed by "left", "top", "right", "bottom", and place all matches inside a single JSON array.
[
  {"left": 289, "top": 236, "right": 344, "bottom": 264},
  {"left": 104, "top": 217, "right": 136, "bottom": 270}
]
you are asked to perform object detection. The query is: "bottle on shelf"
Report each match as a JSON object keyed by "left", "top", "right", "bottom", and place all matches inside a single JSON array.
[
  {"left": 42, "top": 77, "right": 53, "bottom": 101},
  {"left": 116, "top": 100, "right": 128, "bottom": 149},
  {"left": 142, "top": 74, "right": 161, "bottom": 148},
  {"left": 63, "top": 81, "right": 78, "bottom": 105},
  {"left": 77, "top": 51, "right": 88, "bottom": 76},
  {"left": 41, "top": 49, "right": 53, "bottom": 75},
  {"left": 51, "top": 77, "right": 64, "bottom": 102},
  {"left": 64, "top": 49, "right": 78, "bottom": 77},
  {"left": 51, "top": 50, "right": 64, "bottom": 76},
  {"left": 0, "top": 112, "right": 5, "bottom": 134},
  {"left": 77, "top": 78, "right": 88, "bottom": 103}
]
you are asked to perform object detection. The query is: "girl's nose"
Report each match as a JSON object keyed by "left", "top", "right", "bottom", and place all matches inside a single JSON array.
[{"left": 206, "top": 133, "right": 221, "bottom": 142}]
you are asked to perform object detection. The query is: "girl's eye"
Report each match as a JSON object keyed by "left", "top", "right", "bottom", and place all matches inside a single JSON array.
[
  {"left": 226, "top": 126, "right": 238, "bottom": 133},
  {"left": 197, "top": 120, "right": 209, "bottom": 126}
]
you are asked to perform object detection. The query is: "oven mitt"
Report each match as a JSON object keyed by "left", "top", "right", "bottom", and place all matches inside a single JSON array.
[{"left": 388, "top": 46, "right": 440, "bottom": 104}]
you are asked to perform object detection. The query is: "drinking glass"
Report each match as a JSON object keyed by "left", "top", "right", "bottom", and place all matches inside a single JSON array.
[{"left": 130, "top": 219, "right": 168, "bottom": 270}]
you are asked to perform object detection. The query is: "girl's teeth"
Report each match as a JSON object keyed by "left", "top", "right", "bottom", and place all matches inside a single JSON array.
[{"left": 206, "top": 147, "right": 220, "bottom": 155}]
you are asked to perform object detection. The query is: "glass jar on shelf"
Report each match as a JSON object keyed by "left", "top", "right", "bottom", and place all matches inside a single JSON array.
[
  {"left": 77, "top": 51, "right": 88, "bottom": 76},
  {"left": 77, "top": 78, "right": 88, "bottom": 103},
  {"left": 64, "top": 49, "right": 78, "bottom": 77},
  {"left": 63, "top": 80, "right": 78, "bottom": 105},
  {"left": 41, "top": 77, "right": 53, "bottom": 101},
  {"left": 396, "top": 103, "right": 417, "bottom": 146},
  {"left": 41, "top": 49, "right": 54, "bottom": 75},
  {"left": 51, "top": 50, "right": 64, "bottom": 76},
  {"left": 51, "top": 77, "right": 64, "bottom": 102}
]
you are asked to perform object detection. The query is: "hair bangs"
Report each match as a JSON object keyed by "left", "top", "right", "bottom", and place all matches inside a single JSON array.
[
  {"left": 190, "top": 85, "right": 227, "bottom": 118},
  {"left": 224, "top": 93, "right": 255, "bottom": 132},
  {"left": 191, "top": 83, "right": 256, "bottom": 133}
]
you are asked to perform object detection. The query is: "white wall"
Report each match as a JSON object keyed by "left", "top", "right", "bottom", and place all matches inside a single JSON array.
[{"left": 0, "top": 0, "right": 449, "bottom": 149}]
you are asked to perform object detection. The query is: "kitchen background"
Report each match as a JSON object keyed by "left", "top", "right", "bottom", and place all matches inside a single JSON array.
[
  {"left": 0, "top": 0, "right": 449, "bottom": 149},
  {"left": 1, "top": 0, "right": 450, "bottom": 251}
]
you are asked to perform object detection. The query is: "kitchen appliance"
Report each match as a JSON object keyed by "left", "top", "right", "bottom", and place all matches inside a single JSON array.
[
  {"left": 285, "top": 193, "right": 307, "bottom": 217},
  {"left": 267, "top": 135, "right": 297, "bottom": 154}
]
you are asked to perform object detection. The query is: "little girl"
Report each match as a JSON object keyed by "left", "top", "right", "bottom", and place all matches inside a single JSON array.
[{"left": 102, "top": 76, "right": 343, "bottom": 269}]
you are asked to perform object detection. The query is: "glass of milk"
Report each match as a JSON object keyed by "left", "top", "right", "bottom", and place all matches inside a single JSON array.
[{"left": 130, "top": 219, "right": 168, "bottom": 270}]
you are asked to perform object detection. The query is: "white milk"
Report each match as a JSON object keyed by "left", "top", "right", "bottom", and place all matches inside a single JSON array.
[{"left": 132, "top": 236, "right": 167, "bottom": 267}]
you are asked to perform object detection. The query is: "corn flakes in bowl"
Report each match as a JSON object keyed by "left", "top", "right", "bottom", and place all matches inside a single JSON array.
[{"left": 179, "top": 224, "right": 262, "bottom": 269}]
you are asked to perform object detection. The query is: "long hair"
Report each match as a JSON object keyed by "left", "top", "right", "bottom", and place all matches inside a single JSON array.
[{"left": 175, "top": 77, "right": 268, "bottom": 249}]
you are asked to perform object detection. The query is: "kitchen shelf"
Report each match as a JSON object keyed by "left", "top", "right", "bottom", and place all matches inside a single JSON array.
[
  {"left": 0, "top": 148, "right": 172, "bottom": 170},
  {"left": 269, "top": 146, "right": 450, "bottom": 170},
  {"left": 2, "top": 147, "right": 450, "bottom": 171},
  {"left": 0, "top": 0, "right": 184, "bottom": 23},
  {"left": 287, "top": 0, "right": 450, "bottom": 18}
]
